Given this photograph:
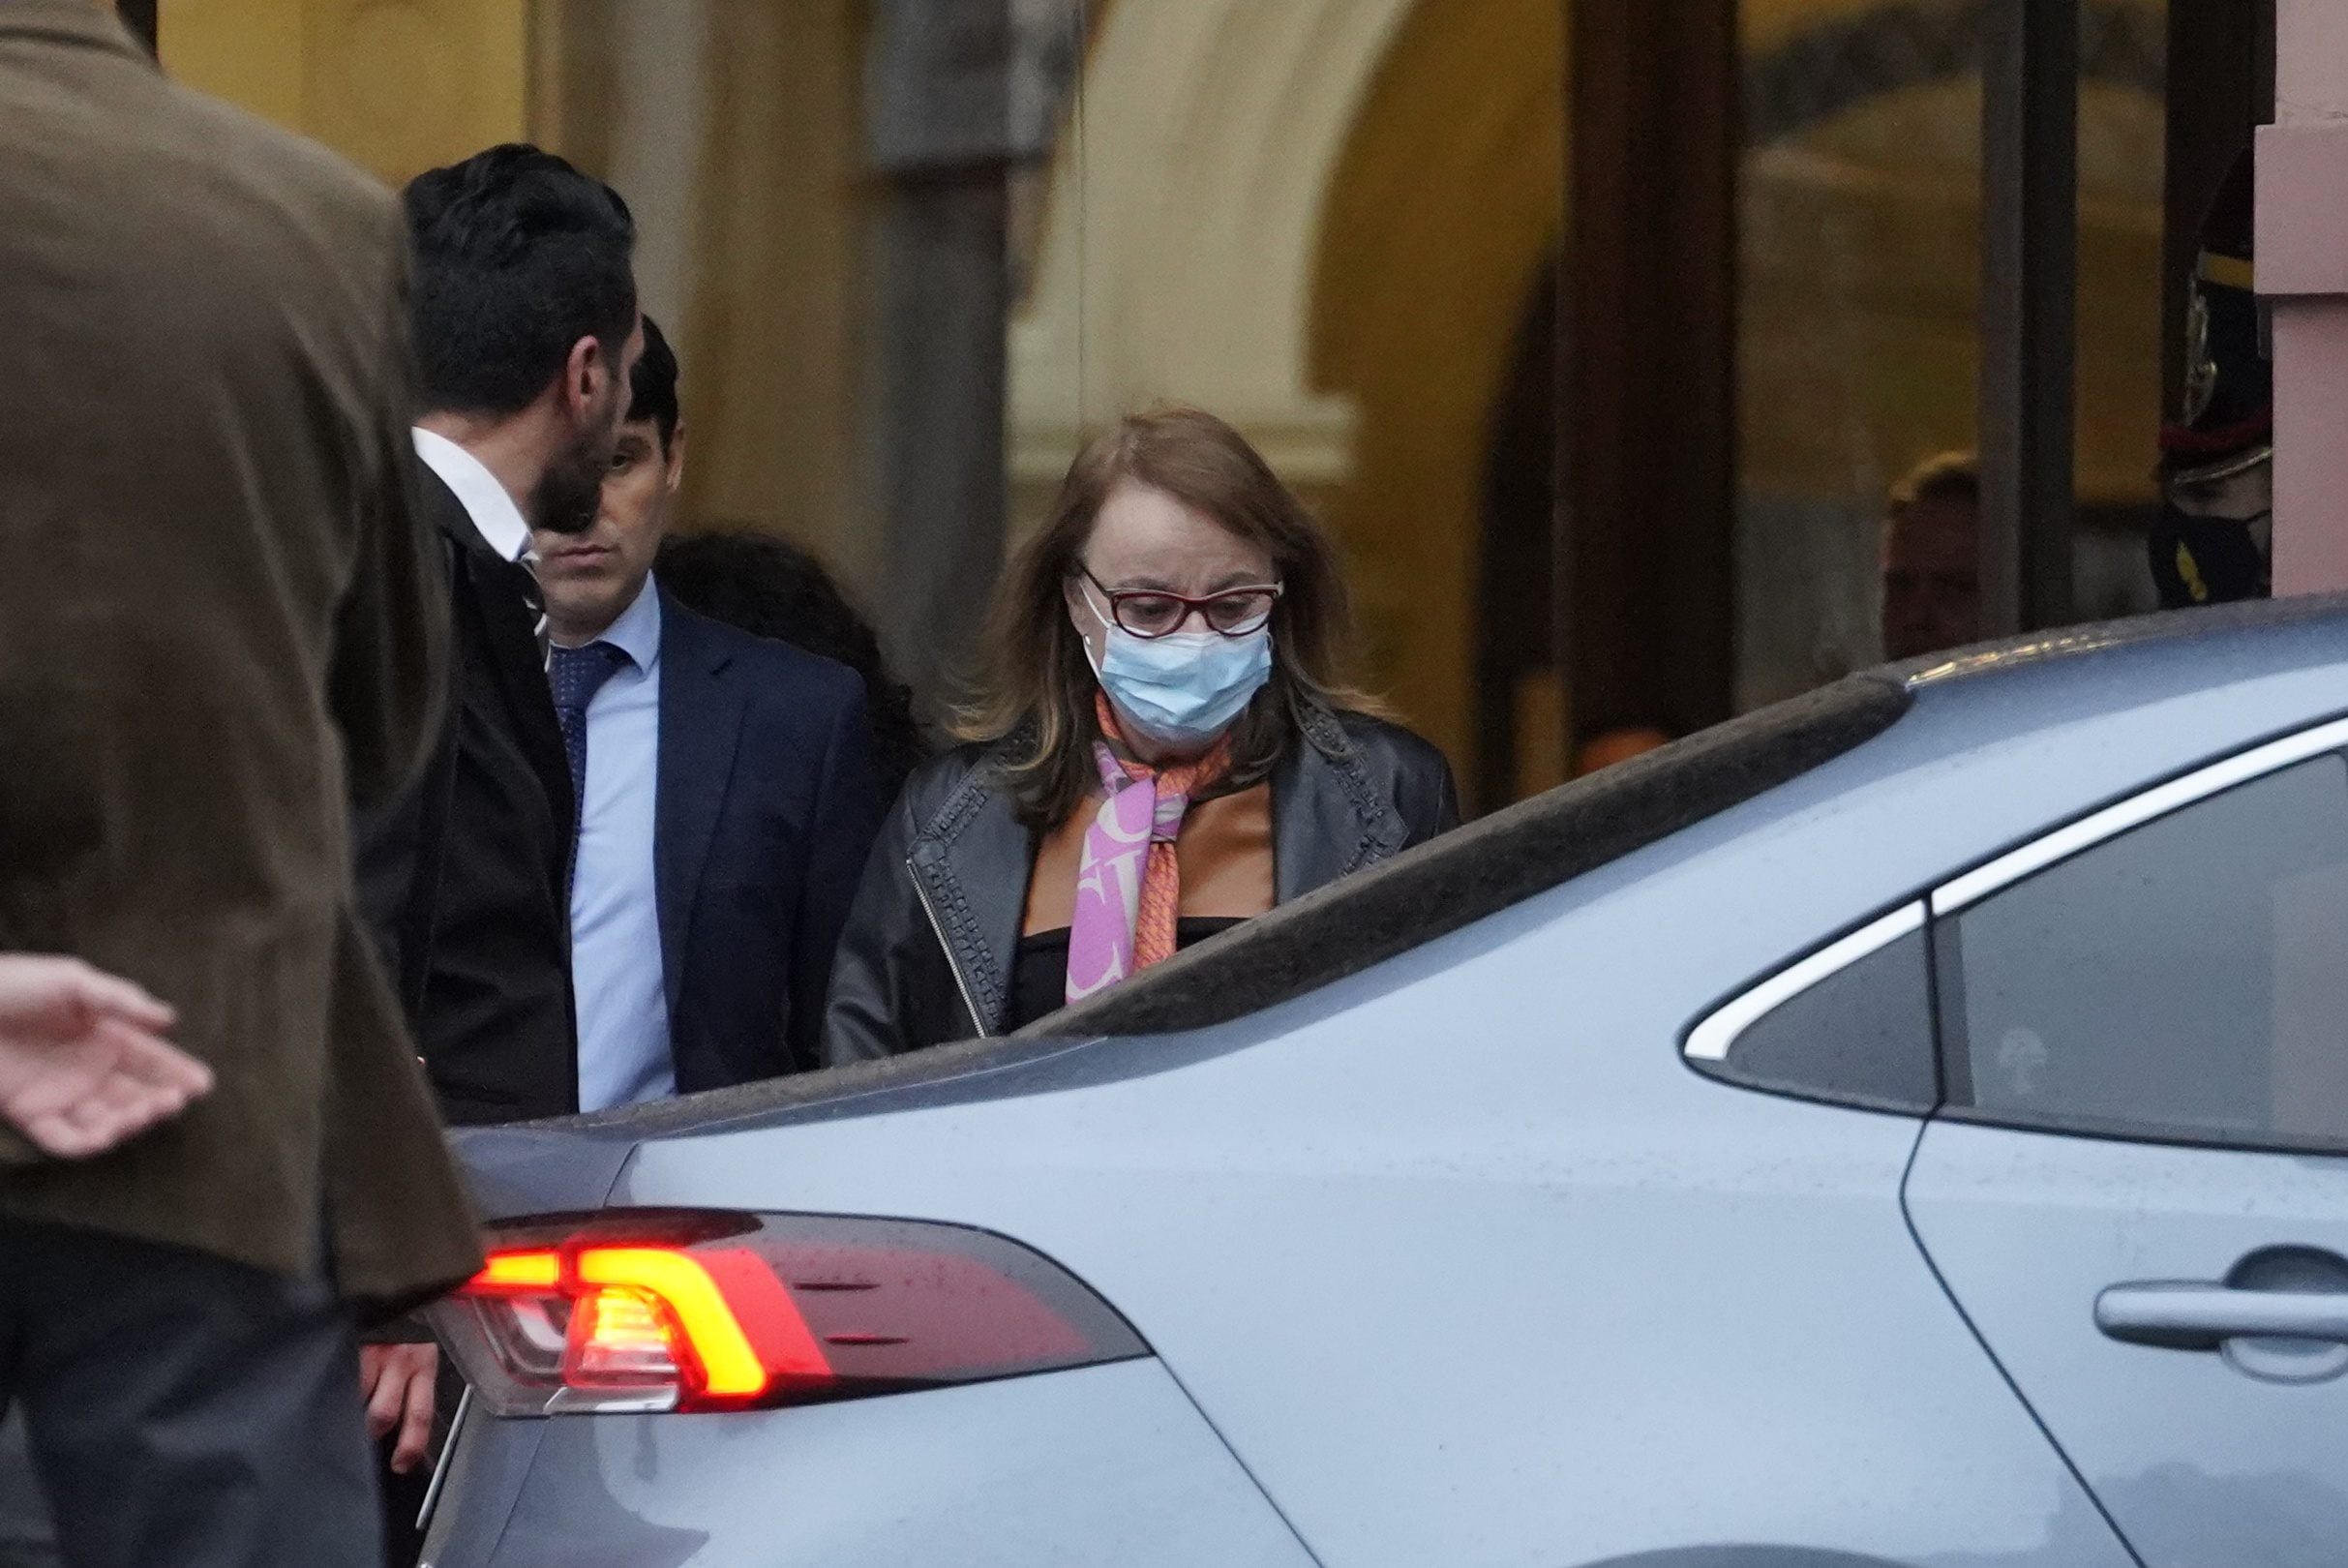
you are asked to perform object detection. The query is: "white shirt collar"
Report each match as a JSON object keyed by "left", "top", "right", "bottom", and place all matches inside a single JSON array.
[
  {"left": 576, "top": 574, "right": 663, "bottom": 673},
  {"left": 412, "top": 427, "right": 533, "bottom": 563}
]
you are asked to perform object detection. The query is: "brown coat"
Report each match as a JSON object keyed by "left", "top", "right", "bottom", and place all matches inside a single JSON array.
[{"left": 0, "top": 2, "right": 481, "bottom": 1312}]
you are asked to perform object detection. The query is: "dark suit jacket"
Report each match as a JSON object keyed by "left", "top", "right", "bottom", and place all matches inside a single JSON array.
[
  {"left": 655, "top": 593, "right": 884, "bottom": 1085},
  {"left": 0, "top": 1, "right": 478, "bottom": 1308},
  {"left": 357, "top": 468, "right": 579, "bottom": 1125}
]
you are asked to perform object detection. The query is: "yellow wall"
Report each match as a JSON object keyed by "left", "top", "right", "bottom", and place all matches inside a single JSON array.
[{"left": 160, "top": 0, "right": 533, "bottom": 187}]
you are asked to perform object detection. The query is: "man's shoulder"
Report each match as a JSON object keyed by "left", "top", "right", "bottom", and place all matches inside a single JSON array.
[
  {"left": 663, "top": 595, "right": 866, "bottom": 709},
  {"left": 6, "top": 24, "right": 388, "bottom": 226},
  {"left": 37, "top": 71, "right": 409, "bottom": 392},
  {"left": 411, "top": 461, "right": 466, "bottom": 524},
  {"left": 165, "top": 82, "right": 397, "bottom": 231},
  {"left": 8, "top": 50, "right": 404, "bottom": 318}
]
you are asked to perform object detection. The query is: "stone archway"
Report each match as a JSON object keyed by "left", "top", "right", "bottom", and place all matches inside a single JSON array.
[{"left": 1006, "top": 0, "right": 1422, "bottom": 527}]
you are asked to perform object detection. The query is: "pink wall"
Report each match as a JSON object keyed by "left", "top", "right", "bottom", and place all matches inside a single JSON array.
[{"left": 2265, "top": 0, "right": 2348, "bottom": 593}]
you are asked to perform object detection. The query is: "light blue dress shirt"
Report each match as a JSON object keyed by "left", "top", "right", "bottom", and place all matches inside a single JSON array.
[{"left": 567, "top": 577, "right": 675, "bottom": 1112}]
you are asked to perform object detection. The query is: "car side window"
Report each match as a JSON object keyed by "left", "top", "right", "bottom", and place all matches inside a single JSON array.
[
  {"left": 1941, "top": 754, "right": 2348, "bottom": 1150},
  {"left": 1687, "top": 914, "right": 1939, "bottom": 1114}
]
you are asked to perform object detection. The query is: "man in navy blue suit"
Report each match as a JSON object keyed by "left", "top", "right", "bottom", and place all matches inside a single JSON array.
[{"left": 531, "top": 317, "right": 884, "bottom": 1100}]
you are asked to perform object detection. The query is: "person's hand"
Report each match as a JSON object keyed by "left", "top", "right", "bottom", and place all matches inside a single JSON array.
[
  {"left": 0, "top": 954, "right": 209, "bottom": 1159},
  {"left": 360, "top": 1342, "right": 440, "bottom": 1474}
]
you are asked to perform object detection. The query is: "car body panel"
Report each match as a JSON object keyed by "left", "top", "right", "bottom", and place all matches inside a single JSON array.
[
  {"left": 420, "top": 1401, "right": 546, "bottom": 1568},
  {"left": 456, "top": 1121, "right": 640, "bottom": 1222},
  {"left": 420, "top": 1359, "right": 1312, "bottom": 1568},
  {"left": 1907, "top": 1120, "right": 2348, "bottom": 1568},
  {"left": 600, "top": 817, "right": 2116, "bottom": 1564}
]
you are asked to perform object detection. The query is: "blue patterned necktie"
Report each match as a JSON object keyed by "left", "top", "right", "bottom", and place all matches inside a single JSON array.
[{"left": 549, "top": 642, "right": 628, "bottom": 880}]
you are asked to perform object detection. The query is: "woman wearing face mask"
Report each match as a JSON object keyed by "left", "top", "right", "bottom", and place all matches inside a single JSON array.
[{"left": 822, "top": 406, "right": 1459, "bottom": 1062}]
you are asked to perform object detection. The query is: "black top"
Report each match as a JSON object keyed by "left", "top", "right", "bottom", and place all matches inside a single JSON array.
[{"left": 1008, "top": 917, "right": 1248, "bottom": 1032}]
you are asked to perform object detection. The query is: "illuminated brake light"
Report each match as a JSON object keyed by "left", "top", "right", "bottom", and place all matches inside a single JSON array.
[
  {"left": 565, "top": 1286, "right": 683, "bottom": 1388},
  {"left": 471, "top": 1249, "right": 560, "bottom": 1291},
  {"left": 575, "top": 1247, "right": 787, "bottom": 1399},
  {"left": 433, "top": 1212, "right": 1145, "bottom": 1418}
]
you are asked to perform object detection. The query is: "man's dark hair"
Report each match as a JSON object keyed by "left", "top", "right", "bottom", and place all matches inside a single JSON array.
[
  {"left": 657, "top": 530, "right": 929, "bottom": 807},
  {"left": 627, "top": 315, "right": 681, "bottom": 453},
  {"left": 405, "top": 144, "right": 636, "bottom": 416}
]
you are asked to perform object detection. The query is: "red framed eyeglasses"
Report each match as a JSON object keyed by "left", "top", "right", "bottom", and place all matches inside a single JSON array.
[{"left": 1078, "top": 567, "right": 1283, "bottom": 639}]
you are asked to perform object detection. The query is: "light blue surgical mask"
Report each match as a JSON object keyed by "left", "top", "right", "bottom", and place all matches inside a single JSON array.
[{"left": 1083, "top": 589, "right": 1274, "bottom": 749}]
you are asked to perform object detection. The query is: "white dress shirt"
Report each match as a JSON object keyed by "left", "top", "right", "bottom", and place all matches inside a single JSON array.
[
  {"left": 413, "top": 427, "right": 532, "bottom": 562},
  {"left": 565, "top": 578, "right": 674, "bottom": 1111}
]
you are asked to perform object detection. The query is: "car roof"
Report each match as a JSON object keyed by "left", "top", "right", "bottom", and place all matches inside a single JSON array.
[{"left": 1895, "top": 591, "right": 2348, "bottom": 718}]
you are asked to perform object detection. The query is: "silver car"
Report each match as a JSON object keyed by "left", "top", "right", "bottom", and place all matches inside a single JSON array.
[{"left": 423, "top": 599, "right": 2348, "bottom": 1568}]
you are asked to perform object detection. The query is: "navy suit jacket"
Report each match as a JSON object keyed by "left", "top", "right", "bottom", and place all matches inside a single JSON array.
[{"left": 654, "top": 589, "right": 885, "bottom": 1087}]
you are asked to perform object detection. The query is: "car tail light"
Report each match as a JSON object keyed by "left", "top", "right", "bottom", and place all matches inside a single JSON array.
[{"left": 427, "top": 1210, "right": 1145, "bottom": 1416}]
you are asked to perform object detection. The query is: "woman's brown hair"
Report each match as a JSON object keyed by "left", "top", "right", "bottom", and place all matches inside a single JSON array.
[{"left": 956, "top": 405, "right": 1383, "bottom": 829}]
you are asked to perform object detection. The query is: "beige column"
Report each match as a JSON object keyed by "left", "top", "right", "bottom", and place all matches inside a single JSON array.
[{"left": 2263, "top": 0, "right": 2348, "bottom": 592}]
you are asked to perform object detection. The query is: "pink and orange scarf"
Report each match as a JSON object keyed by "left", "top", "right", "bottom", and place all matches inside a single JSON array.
[{"left": 1064, "top": 695, "right": 1231, "bottom": 1004}]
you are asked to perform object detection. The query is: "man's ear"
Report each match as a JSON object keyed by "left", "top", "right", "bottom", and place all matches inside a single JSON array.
[
  {"left": 663, "top": 422, "right": 687, "bottom": 497},
  {"left": 563, "top": 335, "right": 605, "bottom": 421}
]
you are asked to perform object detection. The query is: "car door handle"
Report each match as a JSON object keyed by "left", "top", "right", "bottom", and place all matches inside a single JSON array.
[{"left": 2094, "top": 1282, "right": 2348, "bottom": 1350}]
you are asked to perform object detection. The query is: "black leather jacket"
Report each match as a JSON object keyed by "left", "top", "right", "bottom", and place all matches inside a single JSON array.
[{"left": 822, "top": 704, "right": 1460, "bottom": 1061}]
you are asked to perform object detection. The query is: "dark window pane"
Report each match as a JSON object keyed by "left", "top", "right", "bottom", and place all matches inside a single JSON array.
[
  {"left": 1950, "top": 755, "right": 2348, "bottom": 1147},
  {"left": 1708, "top": 926, "right": 1937, "bottom": 1114}
]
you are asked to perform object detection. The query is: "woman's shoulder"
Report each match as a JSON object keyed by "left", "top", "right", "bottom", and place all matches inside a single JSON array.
[
  {"left": 1312, "top": 705, "right": 1447, "bottom": 772},
  {"left": 899, "top": 739, "right": 1001, "bottom": 808},
  {"left": 891, "top": 735, "right": 1026, "bottom": 829},
  {"left": 1306, "top": 705, "right": 1460, "bottom": 837}
]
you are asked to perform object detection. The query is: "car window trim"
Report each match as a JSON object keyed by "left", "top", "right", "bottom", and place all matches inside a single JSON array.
[
  {"left": 1681, "top": 716, "right": 2348, "bottom": 1085},
  {"left": 1683, "top": 900, "right": 1924, "bottom": 1062},
  {"left": 1930, "top": 712, "right": 2348, "bottom": 915}
]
